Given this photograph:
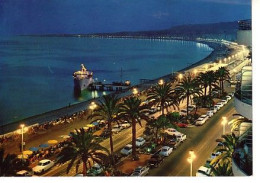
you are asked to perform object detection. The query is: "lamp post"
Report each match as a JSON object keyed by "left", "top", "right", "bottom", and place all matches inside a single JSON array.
[
  {"left": 158, "top": 79, "right": 164, "bottom": 86},
  {"left": 187, "top": 150, "right": 196, "bottom": 176},
  {"left": 132, "top": 88, "right": 138, "bottom": 95},
  {"left": 221, "top": 117, "right": 227, "bottom": 135},
  {"left": 178, "top": 74, "right": 183, "bottom": 82},
  {"left": 20, "top": 124, "right": 25, "bottom": 161},
  {"left": 89, "top": 102, "right": 97, "bottom": 115},
  {"left": 193, "top": 69, "right": 198, "bottom": 77}
]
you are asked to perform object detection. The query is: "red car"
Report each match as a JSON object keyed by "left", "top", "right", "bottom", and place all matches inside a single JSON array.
[{"left": 174, "top": 122, "right": 188, "bottom": 128}]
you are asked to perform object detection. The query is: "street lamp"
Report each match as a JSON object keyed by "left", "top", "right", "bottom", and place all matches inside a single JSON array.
[
  {"left": 20, "top": 124, "right": 25, "bottom": 161},
  {"left": 193, "top": 69, "right": 198, "bottom": 77},
  {"left": 89, "top": 102, "right": 97, "bottom": 115},
  {"left": 178, "top": 74, "right": 183, "bottom": 81},
  {"left": 132, "top": 88, "right": 138, "bottom": 95},
  {"left": 221, "top": 117, "right": 227, "bottom": 135},
  {"left": 187, "top": 150, "right": 196, "bottom": 176},
  {"left": 158, "top": 79, "right": 164, "bottom": 86}
]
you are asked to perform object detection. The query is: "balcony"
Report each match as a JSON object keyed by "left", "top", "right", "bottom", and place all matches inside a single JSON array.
[
  {"left": 232, "top": 128, "right": 252, "bottom": 176},
  {"left": 234, "top": 90, "right": 252, "bottom": 120}
]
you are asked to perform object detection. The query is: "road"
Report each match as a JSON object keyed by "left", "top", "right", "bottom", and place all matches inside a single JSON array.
[
  {"left": 148, "top": 99, "right": 235, "bottom": 176},
  {"left": 44, "top": 98, "right": 235, "bottom": 176}
]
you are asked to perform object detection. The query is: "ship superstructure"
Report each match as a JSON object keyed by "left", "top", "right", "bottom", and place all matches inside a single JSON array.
[{"left": 73, "top": 64, "right": 93, "bottom": 91}]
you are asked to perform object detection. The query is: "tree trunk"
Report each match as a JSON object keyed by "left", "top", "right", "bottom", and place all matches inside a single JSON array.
[
  {"left": 161, "top": 101, "right": 164, "bottom": 115},
  {"left": 132, "top": 118, "right": 137, "bottom": 160},
  {"left": 108, "top": 120, "right": 114, "bottom": 166},
  {"left": 82, "top": 159, "right": 87, "bottom": 176},
  {"left": 209, "top": 85, "right": 212, "bottom": 97},
  {"left": 186, "top": 93, "right": 189, "bottom": 117},
  {"left": 204, "top": 85, "right": 207, "bottom": 97},
  {"left": 155, "top": 128, "right": 158, "bottom": 144}
]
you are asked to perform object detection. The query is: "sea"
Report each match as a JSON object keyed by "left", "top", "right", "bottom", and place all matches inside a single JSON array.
[{"left": 0, "top": 36, "right": 213, "bottom": 126}]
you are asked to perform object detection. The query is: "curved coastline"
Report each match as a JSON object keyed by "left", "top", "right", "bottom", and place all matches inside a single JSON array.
[{"left": 0, "top": 38, "right": 231, "bottom": 135}]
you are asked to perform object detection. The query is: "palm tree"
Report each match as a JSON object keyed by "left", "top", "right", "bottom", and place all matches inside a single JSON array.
[
  {"left": 57, "top": 128, "right": 109, "bottom": 176},
  {"left": 147, "top": 82, "right": 179, "bottom": 115},
  {"left": 119, "top": 96, "right": 149, "bottom": 160},
  {"left": 211, "top": 133, "right": 239, "bottom": 165},
  {"left": 215, "top": 67, "right": 230, "bottom": 96},
  {"left": 210, "top": 162, "right": 233, "bottom": 176},
  {"left": 0, "top": 147, "right": 29, "bottom": 176},
  {"left": 198, "top": 71, "right": 218, "bottom": 97},
  {"left": 175, "top": 74, "right": 202, "bottom": 116},
  {"left": 228, "top": 117, "right": 251, "bottom": 132},
  {"left": 150, "top": 115, "right": 178, "bottom": 143},
  {"left": 88, "top": 95, "right": 121, "bottom": 166}
]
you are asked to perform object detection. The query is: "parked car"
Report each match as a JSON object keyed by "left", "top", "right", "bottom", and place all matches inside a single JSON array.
[
  {"left": 159, "top": 146, "right": 173, "bottom": 157},
  {"left": 213, "top": 105, "right": 221, "bottom": 111},
  {"left": 228, "top": 92, "right": 234, "bottom": 97},
  {"left": 16, "top": 170, "right": 33, "bottom": 177},
  {"left": 136, "top": 137, "right": 146, "bottom": 147},
  {"left": 168, "top": 138, "right": 181, "bottom": 149},
  {"left": 195, "top": 115, "right": 208, "bottom": 126},
  {"left": 221, "top": 99, "right": 228, "bottom": 105},
  {"left": 216, "top": 102, "right": 224, "bottom": 108},
  {"left": 164, "top": 128, "right": 180, "bottom": 136},
  {"left": 210, "top": 152, "right": 221, "bottom": 160},
  {"left": 210, "top": 107, "right": 217, "bottom": 113},
  {"left": 121, "top": 121, "right": 131, "bottom": 129},
  {"left": 149, "top": 107, "right": 157, "bottom": 114},
  {"left": 112, "top": 125, "right": 123, "bottom": 134},
  {"left": 176, "top": 133, "right": 187, "bottom": 142},
  {"left": 100, "top": 129, "right": 110, "bottom": 138},
  {"left": 188, "top": 105, "right": 196, "bottom": 112},
  {"left": 148, "top": 154, "right": 164, "bottom": 168},
  {"left": 180, "top": 109, "right": 187, "bottom": 116},
  {"left": 87, "top": 163, "right": 103, "bottom": 176},
  {"left": 174, "top": 122, "right": 188, "bottom": 128},
  {"left": 131, "top": 166, "right": 150, "bottom": 176},
  {"left": 225, "top": 95, "right": 232, "bottom": 101},
  {"left": 32, "top": 159, "right": 55, "bottom": 174},
  {"left": 196, "top": 166, "right": 211, "bottom": 177},
  {"left": 120, "top": 144, "right": 132, "bottom": 155},
  {"left": 206, "top": 110, "right": 214, "bottom": 117}
]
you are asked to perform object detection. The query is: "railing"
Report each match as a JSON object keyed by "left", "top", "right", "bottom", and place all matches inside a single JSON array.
[{"left": 235, "top": 90, "right": 252, "bottom": 105}]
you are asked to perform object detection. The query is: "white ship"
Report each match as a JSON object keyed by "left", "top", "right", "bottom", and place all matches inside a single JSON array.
[{"left": 73, "top": 64, "right": 93, "bottom": 91}]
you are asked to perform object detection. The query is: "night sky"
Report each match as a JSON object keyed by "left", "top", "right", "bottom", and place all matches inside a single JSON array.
[{"left": 0, "top": 0, "right": 251, "bottom": 35}]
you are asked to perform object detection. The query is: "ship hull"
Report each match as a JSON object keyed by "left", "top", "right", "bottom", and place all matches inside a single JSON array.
[{"left": 74, "top": 77, "right": 93, "bottom": 91}]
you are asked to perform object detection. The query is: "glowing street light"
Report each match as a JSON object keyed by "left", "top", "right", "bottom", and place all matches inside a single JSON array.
[
  {"left": 224, "top": 58, "right": 227, "bottom": 63},
  {"left": 158, "top": 79, "right": 164, "bottom": 85},
  {"left": 228, "top": 57, "right": 231, "bottom": 61},
  {"left": 89, "top": 101, "right": 97, "bottom": 115},
  {"left": 20, "top": 124, "right": 25, "bottom": 161},
  {"left": 193, "top": 69, "right": 198, "bottom": 77},
  {"left": 221, "top": 117, "right": 227, "bottom": 135},
  {"left": 187, "top": 150, "right": 196, "bottom": 176},
  {"left": 178, "top": 74, "right": 183, "bottom": 81},
  {"left": 132, "top": 88, "right": 138, "bottom": 95}
]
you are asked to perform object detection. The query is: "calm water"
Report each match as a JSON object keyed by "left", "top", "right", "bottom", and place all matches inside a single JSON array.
[{"left": 0, "top": 36, "right": 213, "bottom": 125}]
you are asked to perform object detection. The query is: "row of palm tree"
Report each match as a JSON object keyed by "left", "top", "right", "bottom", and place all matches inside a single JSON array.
[{"left": 57, "top": 66, "right": 231, "bottom": 176}]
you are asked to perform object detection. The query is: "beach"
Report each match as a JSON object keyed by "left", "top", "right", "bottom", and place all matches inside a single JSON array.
[{"left": 0, "top": 38, "right": 240, "bottom": 136}]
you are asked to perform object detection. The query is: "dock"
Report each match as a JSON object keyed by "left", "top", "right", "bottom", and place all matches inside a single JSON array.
[{"left": 88, "top": 81, "right": 131, "bottom": 91}]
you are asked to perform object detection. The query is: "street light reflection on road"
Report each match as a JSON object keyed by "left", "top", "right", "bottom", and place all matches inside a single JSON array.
[
  {"left": 221, "top": 116, "right": 227, "bottom": 135},
  {"left": 187, "top": 150, "right": 196, "bottom": 176}
]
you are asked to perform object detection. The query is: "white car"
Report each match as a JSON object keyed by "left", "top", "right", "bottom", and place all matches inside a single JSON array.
[
  {"left": 221, "top": 99, "right": 228, "bottom": 105},
  {"left": 210, "top": 152, "right": 221, "bottom": 160},
  {"left": 225, "top": 95, "right": 232, "bottom": 101},
  {"left": 159, "top": 146, "right": 173, "bottom": 157},
  {"left": 216, "top": 102, "right": 224, "bottom": 108},
  {"left": 210, "top": 107, "right": 217, "bottom": 113},
  {"left": 188, "top": 105, "right": 196, "bottom": 112},
  {"left": 196, "top": 166, "right": 211, "bottom": 176},
  {"left": 120, "top": 144, "right": 132, "bottom": 155},
  {"left": 164, "top": 128, "right": 180, "bottom": 136},
  {"left": 206, "top": 110, "right": 214, "bottom": 117},
  {"left": 136, "top": 137, "right": 146, "bottom": 147},
  {"left": 121, "top": 121, "right": 131, "bottom": 129},
  {"left": 213, "top": 105, "right": 221, "bottom": 111},
  {"left": 131, "top": 166, "right": 150, "bottom": 176},
  {"left": 16, "top": 170, "right": 33, "bottom": 177},
  {"left": 195, "top": 115, "right": 209, "bottom": 126},
  {"left": 32, "top": 159, "right": 54, "bottom": 174},
  {"left": 112, "top": 125, "right": 123, "bottom": 133},
  {"left": 176, "top": 133, "right": 187, "bottom": 142},
  {"left": 180, "top": 109, "right": 187, "bottom": 116}
]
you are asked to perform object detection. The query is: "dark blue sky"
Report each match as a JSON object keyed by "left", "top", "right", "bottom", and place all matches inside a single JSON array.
[{"left": 0, "top": 0, "right": 251, "bottom": 35}]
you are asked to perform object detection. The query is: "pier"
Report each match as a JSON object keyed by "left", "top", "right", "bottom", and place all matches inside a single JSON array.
[{"left": 88, "top": 81, "right": 131, "bottom": 91}]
